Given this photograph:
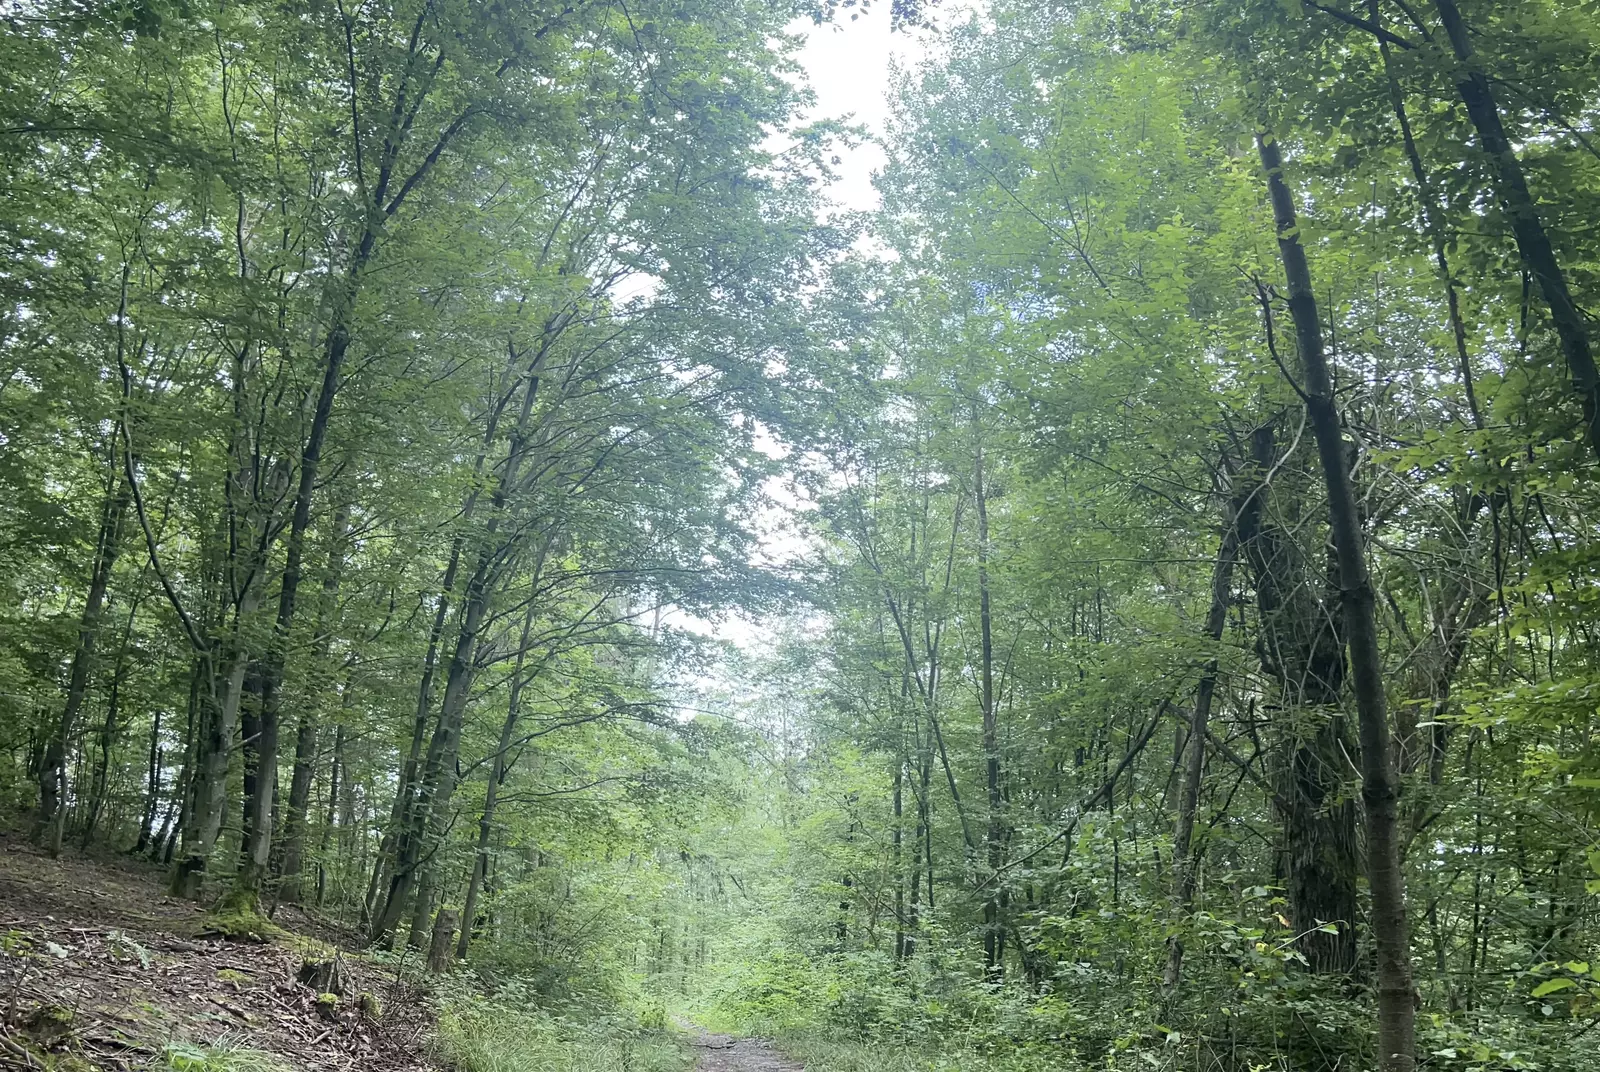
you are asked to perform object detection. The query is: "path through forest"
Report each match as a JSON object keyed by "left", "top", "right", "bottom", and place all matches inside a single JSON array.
[{"left": 691, "top": 1033, "right": 804, "bottom": 1072}]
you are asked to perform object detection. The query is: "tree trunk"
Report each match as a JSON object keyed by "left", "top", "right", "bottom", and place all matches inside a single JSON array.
[
  {"left": 975, "top": 436, "right": 1005, "bottom": 980},
  {"left": 363, "top": 346, "right": 513, "bottom": 928},
  {"left": 233, "top": 314, "right": 353, "bottom": 914},
  {"left": 171, "top": 637, "right": 257, "bottom": 899},
  {"left": 275, "top": 505, "right": 352, "bottom": 904},
  {"left": 408, "top": 864, "right": 438, "bottom": 950},
  {"left": 1258, "top": 130, "right": 1416, "bottom": 1072},
  {"left": 372, "top": 341, "right": 547, "bottom": 945},
  {"left": 1423, "top": 0, "right": 1600, "bottom": 461},
  {"left": 1235, "top": 420, "right": 1360, "bottom": 976},
  {"left": 1163, "top": 456, "right": 1253, "bottom": 991},
  {"left": 315, "top": 721, "right": 346, "bottom": 908},
  {"left": 457, "top": 605, "right": 537, "bottom": 960},
  {"left": 893, "top": 757, "right": 906, "bottom": 961},
  {"left": 78, "top": 652, "right": 126, "bottom": 849},
  {"left": 133, "top": 707, "right": 163, "bottom": 855},
  {"left": 81, "top": 589, "right": 140, "bottom": 849},
  {"left": 170, "top": 424, "right": 289, "bottom": 899},
  {"left": 38, "top": 463, "right": 129, "bottom": 856},
  {"left": 427, "top": 907, "right": 459, "bottom": 974}
]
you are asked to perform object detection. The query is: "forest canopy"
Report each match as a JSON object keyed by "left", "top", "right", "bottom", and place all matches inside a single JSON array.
[{"left": 2, "top": 2, "right": 1599, "bottom": 1072}]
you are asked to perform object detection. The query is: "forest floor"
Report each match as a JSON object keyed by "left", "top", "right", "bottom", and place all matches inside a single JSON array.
[
  {"left": 0, "top": 834, "right": 436, "bottom": 1071},
  {"left": 690, "top": 1033, "right": 804, "bottom": 1072}
]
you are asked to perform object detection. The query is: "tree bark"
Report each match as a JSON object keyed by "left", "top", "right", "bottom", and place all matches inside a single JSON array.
[
  {"left": 427, "top": 907, "right": 459, "bottom": 974},
  {"left": 363, "top": 339, "right": 517, "bottom": 929},
  {"left": 315, "top": 721, "right": 346, "bottom": 908},
  {"left": 275, "top": 505, "right": 352, "bottom": 904},
  {"left": 457, "top": 603, "right": 537, "bottom": 960},
  {"left": 233, "top": 313, "right": 353, "bottom": 913},
  {"left": 133, "top": 707, "right": 163, "bottom": 856},
  {"left": 1426, "top": 0, "right": 1600, "bottom": 460},
  {"left": 1163, "top": 455, "right": 1253, "bottom": 991},
  {"left": 975, "top": 436, "right": 1005, "bottom": 980},
  {"left": 1235, "top": 420, "right": 1360, "bottom": 976},
  {"left": 38, "top": 462, "right": 129, "bottom": 856},
  {"left": 372, "top": 340, "right": 547, "bottom": 945},
  {"left": 1258, "top": 130, "right": 1416, "bottom": 1072}
]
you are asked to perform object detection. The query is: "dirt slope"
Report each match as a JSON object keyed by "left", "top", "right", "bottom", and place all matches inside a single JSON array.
[{"left": 0, "top": 835, "right": 435, "bottom": 1071}]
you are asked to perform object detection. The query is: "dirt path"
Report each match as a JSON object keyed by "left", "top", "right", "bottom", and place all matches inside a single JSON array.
[{"left": 691, "top": 1033, "right": 805, "bottom": 1071}]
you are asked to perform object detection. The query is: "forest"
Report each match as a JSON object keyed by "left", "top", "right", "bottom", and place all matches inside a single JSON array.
[{"left": 1, "top": 1, "right": 1597, "bottom": 1071}]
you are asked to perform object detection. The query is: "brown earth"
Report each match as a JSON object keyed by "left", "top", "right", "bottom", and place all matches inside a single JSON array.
[
  {"left": 0, "top": 835, "right": 436, "bottom": 1071},
  {"left": 691, "top": 1033, "right": 804, "bottom": 1072}
]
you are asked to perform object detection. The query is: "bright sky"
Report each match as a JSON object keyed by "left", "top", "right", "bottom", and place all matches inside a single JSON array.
[
  {"left": 672, "top": 8, "right": 963, "bottom": 667},
  {"left": 787, "top": 7, "right": 937, "bottom": 213}
]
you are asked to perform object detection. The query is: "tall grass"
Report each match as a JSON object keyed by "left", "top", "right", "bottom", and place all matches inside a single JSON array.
[
  {"left": 158, "top": 1039, "right": 293, "bottom": 1072},
  {"left": 437, "top": 1002, "right": 690, "bottom": 1072}
]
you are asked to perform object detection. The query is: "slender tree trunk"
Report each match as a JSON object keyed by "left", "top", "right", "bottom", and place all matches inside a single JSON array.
[
  {"left": 275, "top": 505, "right": 352, "bottom": 904},
  {"left": 156, "top": 663, "right": 201, "bottom": 863},
  {"left": 408, "top": 864, "right": 438, "bottom": 950},
  {"left": 893, "top": 758, "right": 906, "bottom": 961},
  {"left": 1373, "top": 18, "right": 1481, "bottom": 429},
  {"left": 315, "top": 721, "right": 346, "bottom": 908},
  {"left": 172, "top": 637, "right": 257, "bottom": 899},
  {"left": 1163, "top": 457, "right": 1251, "bottom": 991},
  {"left": 79, "top": 655, "right": 125, "bottom": 849},
  {"left": 133, "top": 707, "right": 163, "bottom": 855},
  {"left": 1258, "top": 130, "right": 1416, "bottom": 1072},
  {"left": 38, "top": 463, "right": 130, "bottom": 855},
  {"left": 975, "top": 437, "right": 1005, "bottom": 980},
  {"left": 364, "top": 538, "right": 462, "bottom": 930},
  {"left": 1424, "top": 0, "right": 1600, "bottom": 460},
  {"left": 457, "top": 604, "right": 537, "bottom": 960},
  {"left": 171, "top": 416, "right": 288, "bottom": 899},
  {"left": 233, "top": 317, "right": 352, "bottom": 913},
  {"left": 363, "top": 343, "right": 514, "bottom": 927},
  {"left": 82, "top": 591, "right": 142, "bottom": 848},
  {"left": 373, "top": 340, "right": 546, "bottom": 944}
]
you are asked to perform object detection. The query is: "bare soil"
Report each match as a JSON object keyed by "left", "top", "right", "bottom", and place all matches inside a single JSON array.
[
  {"left": 691, "top": 1033, "right": 804, "bottom": 1072},
  {"left": 0, "top": 835, "right": 437, "bottom": 1071}
]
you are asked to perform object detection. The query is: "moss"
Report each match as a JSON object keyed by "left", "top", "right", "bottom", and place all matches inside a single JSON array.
[
  {"left": 357, "top": 992, "right": 382, "bottom": 1020},
  {"left": 216, "top": 968, "right": 254, "bottom": 988},
  {"left": 199, "top": 888, "right": 283, "bottom": 944},
  {"left": 22, "top": 1004, "right": 75, "bottom": 1047}
]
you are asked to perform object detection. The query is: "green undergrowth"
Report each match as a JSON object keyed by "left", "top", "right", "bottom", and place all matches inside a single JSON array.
[
  {"left": 157, "top": 1039, "right": 291, "bottom": 1072},
  {"left": 690, "top": 945, "right": 1599, "bottom": 1072},
  {"left": 437, "top": 994, "right": 690, "bottom": 1072}
]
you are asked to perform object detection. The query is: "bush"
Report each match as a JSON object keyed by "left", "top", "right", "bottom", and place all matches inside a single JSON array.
[{"left": 436, "top": 997, "right": 690, "bottom": 1072}]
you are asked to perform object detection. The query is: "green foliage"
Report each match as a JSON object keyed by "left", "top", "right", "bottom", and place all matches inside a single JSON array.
[
  {"left": 156, "top": 1041, "right": 291, "bottom": 1072},
  {"left": 436, "top": 997, "right": 690, "bottom": 1072}
]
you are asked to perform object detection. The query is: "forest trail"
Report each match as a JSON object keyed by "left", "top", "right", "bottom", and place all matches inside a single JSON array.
[{"left": 691, "top": 1033, "right": 805, "bottom": 1072}]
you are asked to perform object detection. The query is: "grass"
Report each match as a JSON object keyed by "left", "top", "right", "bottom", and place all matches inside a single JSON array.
[
  {"left": 156, "top": 1039, "right": 292, "bottom": 1072},
  {"left": 437, "top": 1003, "right": 692, "bottom": 1072}
]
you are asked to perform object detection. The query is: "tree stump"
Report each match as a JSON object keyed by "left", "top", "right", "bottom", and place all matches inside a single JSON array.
[
  {"left": 297, "top": 956, "right": 345, "bottom": 996},
  {"left": 427, "top": 908, "right": 458, "bottom": 974}
]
